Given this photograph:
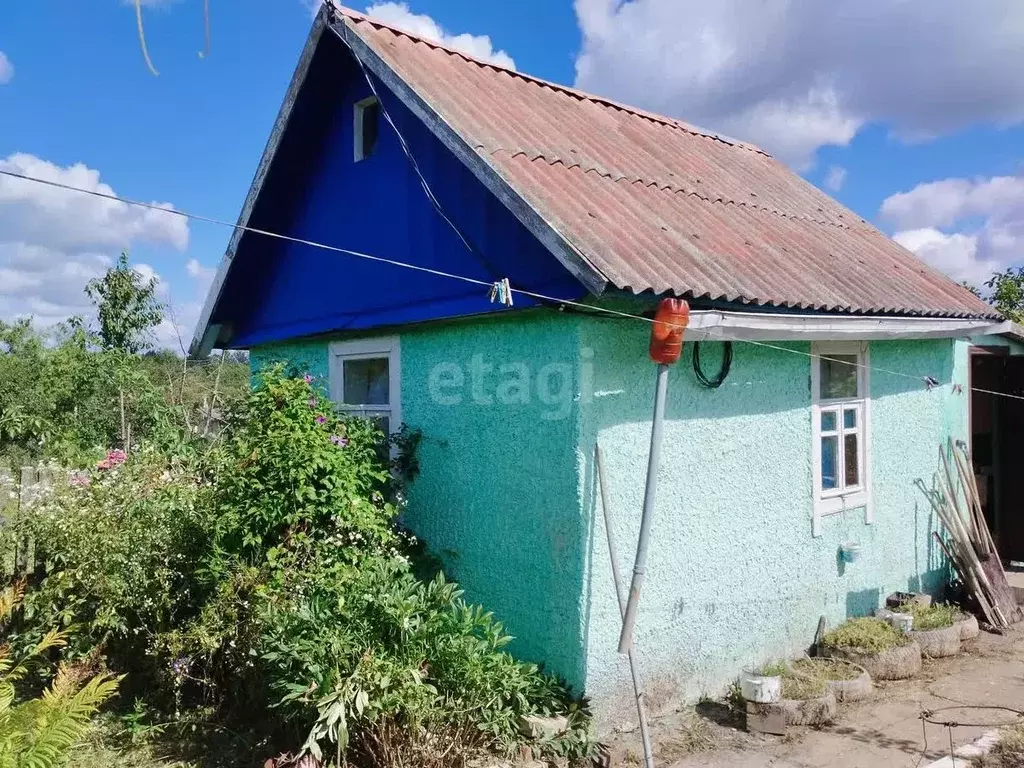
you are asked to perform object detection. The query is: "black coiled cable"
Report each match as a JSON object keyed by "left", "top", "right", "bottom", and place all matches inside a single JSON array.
[{"left": 693, "top": 341, "right": 733, "bottom": 388}]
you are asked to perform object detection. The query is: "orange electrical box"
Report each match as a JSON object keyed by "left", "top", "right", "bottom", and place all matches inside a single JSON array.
[{"left": 649, "top": 298, "right": 690, "bottom": 364}]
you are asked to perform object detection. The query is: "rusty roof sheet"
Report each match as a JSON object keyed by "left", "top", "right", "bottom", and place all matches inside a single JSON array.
[{"left": 336, "top": 8, "right": 998, "bottom": 319}]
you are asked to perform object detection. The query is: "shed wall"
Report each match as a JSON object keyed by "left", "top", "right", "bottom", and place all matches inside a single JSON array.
[
  {"left": 578, "top": 324, "right": 968, "bottom": 725},
  {"left": 251, "top": 312, "right": 591, "bottom": 691},
  {"left": 252, "top": 323, "right": 971, "bottom": 728}
]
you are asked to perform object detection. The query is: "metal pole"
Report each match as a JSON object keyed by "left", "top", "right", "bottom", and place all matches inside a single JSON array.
[
  {"left": 596, "top": 444, "right": 655, "bottom": 768},
  {"left": 618, "top": 362, "right": 670, "bottom": 653}
]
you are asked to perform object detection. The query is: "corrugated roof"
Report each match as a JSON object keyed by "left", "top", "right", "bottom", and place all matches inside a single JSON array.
[{"left": 334, "top": 7, "right": 998, "bottom": 319}]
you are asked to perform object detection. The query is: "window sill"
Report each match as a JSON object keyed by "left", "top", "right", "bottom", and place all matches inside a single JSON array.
[{"left": 813, "top": 490, "right": 872, "bottom": 537}]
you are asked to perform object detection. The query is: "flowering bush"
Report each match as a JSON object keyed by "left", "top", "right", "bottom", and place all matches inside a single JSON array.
[
  {"left": 181, "top": 369, "right": 592, "bottom": 763},
  {"left": 14, "top": 447, "right": 210, "bottom": 667},
  {"left": 11, "top": 368, "right": 592, "bottom": 766}
]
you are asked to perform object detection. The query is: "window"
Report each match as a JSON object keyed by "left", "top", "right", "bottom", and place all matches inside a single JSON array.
[
  {"left": 329, "top": 337, "right": 400, "bottom": 435},
  {"left": 811, "top": 341, "right": 872, "bottom": 534},
  {"left": 354, "top": 96, "right": 380, "bottom": 161}
]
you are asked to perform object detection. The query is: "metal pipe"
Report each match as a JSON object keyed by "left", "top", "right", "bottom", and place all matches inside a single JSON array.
[
  {"left": 596, "top": 444, "right": 655, "bottom": 768},
  {"left": 618, "top": 362, "right": 670, "bottom": 653}
]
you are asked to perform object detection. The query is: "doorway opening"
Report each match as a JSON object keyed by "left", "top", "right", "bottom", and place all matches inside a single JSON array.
[{"left": 970, "top": 347, "right": 1024, "bottom": 564}]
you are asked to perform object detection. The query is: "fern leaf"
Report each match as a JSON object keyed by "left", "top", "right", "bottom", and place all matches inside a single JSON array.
[
  {"left": 5, "top": 672, "right": 120, "bottom": 768},
  {"left": 0, "top": 584, "right": 25, "bottom": 624}
]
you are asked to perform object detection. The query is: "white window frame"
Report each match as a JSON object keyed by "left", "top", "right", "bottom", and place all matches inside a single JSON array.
[
  {"left": 353, "top": 96, "right": 380, "bottom": 162},
  {"left": 811, "top": 341, "right": 873, "bottom": 536},
  {"left": 328, "top": 336, "right": 401, "bottom": 434}
]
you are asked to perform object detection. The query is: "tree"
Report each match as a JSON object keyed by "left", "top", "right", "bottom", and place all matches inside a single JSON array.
[
  {"left": 985, "top": 267, "right": 1024, "bottom": 324},
  {"left": 85, "top": 252, "right": 165, "bottom": 354}
]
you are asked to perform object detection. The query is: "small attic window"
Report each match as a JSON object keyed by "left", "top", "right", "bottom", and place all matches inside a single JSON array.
[{"left": 354, "top": 96, "right": 380, "bottom": 161}]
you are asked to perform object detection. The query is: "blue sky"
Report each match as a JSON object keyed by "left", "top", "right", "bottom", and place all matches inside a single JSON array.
[{"left": 1, "top": 0, "right": 1022, "bottom": 347}]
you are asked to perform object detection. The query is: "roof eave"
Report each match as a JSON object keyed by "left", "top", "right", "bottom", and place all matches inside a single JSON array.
[
  {"left": 190, "top": 7, "right": 329, "bottom": 356},
  {"left": 688, "top": 310, "right": 1008, "bottom": 341}
]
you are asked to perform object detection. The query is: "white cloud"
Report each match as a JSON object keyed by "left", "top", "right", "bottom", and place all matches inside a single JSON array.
[
  {"left": 573, "top": 0, "right": 1024, "bottom": 169},
  {"left": 0, "top": 52, "right": 12, "bottom": 85},
  {"left": 0, "top": 154, "right": 191, "bottom": 338},
  {"left": 882, "top": 175, "right": 1024, "bottom": 285},
  {"left": 185, "top": 258, "right": 216, "bottom": 302},
  {"left": 365, "top": 3, "right": 516, "bottom": 70},
  {"left": 0, "top": 154, "right": 188, "bottom": 253},
  {"left": 825, "top": 165, "right": 847, "bottom": 192},
  {"left": 185, "top": 258, "right": 214, "bottom": 281}
]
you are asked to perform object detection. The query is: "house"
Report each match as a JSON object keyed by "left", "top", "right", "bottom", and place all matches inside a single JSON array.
[{"left": 191, "top": 4, "right": 1024, "bottom": 727}]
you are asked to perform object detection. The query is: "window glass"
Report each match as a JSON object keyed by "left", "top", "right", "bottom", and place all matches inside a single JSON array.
[
  {"left": 822, "top": 436, "right": 838, "bottom": 490},
  {"left": 343, "top": 358, "right": 389, "bottom": 405},
  {"left": 843, "top": 408, "right": 857, "bottom": 429},
  {"left": 821, "top": 410, "right": 837, "bottom": 432},
  {"left": 361, "top": 102, "right": 379, "bottom": 158},
  {"left": 844, "top": 433, "right": 860, "bottom": 486},
  {"left": 820, "top": 354, "right": 859, "bottom": 399}
]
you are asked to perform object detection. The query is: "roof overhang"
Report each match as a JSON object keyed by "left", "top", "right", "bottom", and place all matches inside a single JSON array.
[
  {"left": 687, "top": 311, "right": 1009, "bottom": 341},
  {"left": 190, "top": 11, "right": 329, "bottom": 355}
]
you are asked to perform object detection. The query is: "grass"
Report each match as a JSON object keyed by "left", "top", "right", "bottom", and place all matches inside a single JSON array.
[
  {"left": 899, "top": 601, "right": 961, "bottom": 631},
  {"left": 746, "top": 659, "right": 855, "bottom": 701},
  {"left": 822, "top": 617, "right": 911, "bottom": 653},
  {"left": 74, "top": 717, "right": 195, "bottom": 768},
  {"left": 657, "top": 709, "right": 716, "bottom": 761},
  {"left": 72, "top": 712, "right": 252, "bottom": 768},
  {"left": 754, "top": 661, "right": 788, "bottom": 677},
  {"left": 791, "top": 658, "right": 861, "bottom": 682},
  {"left": 972, "top": 721, "right": 1024, "bottom": 767}
]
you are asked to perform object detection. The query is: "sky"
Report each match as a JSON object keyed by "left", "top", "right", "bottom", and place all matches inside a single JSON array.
[{"left": 0, "top": 0, "right": 1022, "bottom": 349}]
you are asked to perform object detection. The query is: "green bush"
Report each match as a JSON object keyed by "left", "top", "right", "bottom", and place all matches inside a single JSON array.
[
  {"left": 14, "top": 448, "right": 209, "bottom": 666},
  {"left": 194, "top": 369, "right": 591, "bottom": 762},
  {"left": 16, "top": 368, "right": 592, "bottom": 765}
]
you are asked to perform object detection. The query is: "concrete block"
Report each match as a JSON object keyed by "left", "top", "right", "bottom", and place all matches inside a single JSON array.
[{"left": 745, "top": 702, "right": 786, "bottom": 736}]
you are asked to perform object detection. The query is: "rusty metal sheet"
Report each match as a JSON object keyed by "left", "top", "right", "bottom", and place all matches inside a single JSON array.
[{"left": 341, "top": 10, "right": 998, "bottom": 319}]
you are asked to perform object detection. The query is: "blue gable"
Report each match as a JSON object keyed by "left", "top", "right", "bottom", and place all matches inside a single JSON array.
[{"left": 210, "top": 32, "right": 586, "bottom": 348}]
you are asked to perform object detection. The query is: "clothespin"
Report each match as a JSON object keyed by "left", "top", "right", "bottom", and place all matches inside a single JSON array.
[
  {"left": 488, "top": 277, "right": 514, "bottom": 307},
  {"left": 924, "top": 376, "right": 939, "bottom": 391}
]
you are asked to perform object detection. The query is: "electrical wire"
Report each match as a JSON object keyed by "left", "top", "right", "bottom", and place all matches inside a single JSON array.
[
  {"left": 692, "top": 340, "right": 732, "bottom": 388},
  {"left": 3, "top": 166, "right": 1024, "bottom": 404}
]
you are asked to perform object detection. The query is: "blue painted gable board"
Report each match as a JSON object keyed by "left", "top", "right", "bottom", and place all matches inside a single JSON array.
[{"left": 212, "top": 36, "right": 585, "bottom": 348}]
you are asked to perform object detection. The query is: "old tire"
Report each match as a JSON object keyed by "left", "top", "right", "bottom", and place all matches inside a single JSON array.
[
  {"left": 822, "top": 642, "right": 922, "bottom": 680},
  {"left": 827, "top": 667, "right": 873, "bottom": 702},
  {"left": 955, "top": 614, "right": 980, "bottom": 641},
  {"left": 910, "top": 625, "right": 961, "bottom": 658},
  {"left": 778, "top": 691, "right": 838, "bottom": 726}
]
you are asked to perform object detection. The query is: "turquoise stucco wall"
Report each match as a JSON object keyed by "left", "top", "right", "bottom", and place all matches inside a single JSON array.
[
  {"left": 251, "top": 312, "right": 592, "bottom": 689},
  {"left": 252, "top": 317, "right": 971, "bottom": 728},
  {"left": 578, "top": 322, "right": 968, "bottom": 725}
]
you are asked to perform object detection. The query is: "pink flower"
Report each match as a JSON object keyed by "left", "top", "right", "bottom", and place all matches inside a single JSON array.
[
  {"left": 330, "top": 435, "right": 349, "bottom": 447},
  {"left": 316, "top": 415, "right": 327, "bottom": 425},
  {"left": 303, "top": 374, "right": 314, "bottom": 384},
  {"left": 69, "top": 472, "right": 91, "bottom": 487},
  {"left": 96, "top": 449, "right": 127, "bottom": 471}
]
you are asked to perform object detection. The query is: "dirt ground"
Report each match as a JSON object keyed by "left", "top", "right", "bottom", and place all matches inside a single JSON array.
[{"left": 603, "top": 627, "right": 1024, "bottom": 768}]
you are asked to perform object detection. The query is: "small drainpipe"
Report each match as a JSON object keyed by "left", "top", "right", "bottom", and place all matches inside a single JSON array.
[{"left": 618, "top": 299, "right": 690, "bottom": 654}]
